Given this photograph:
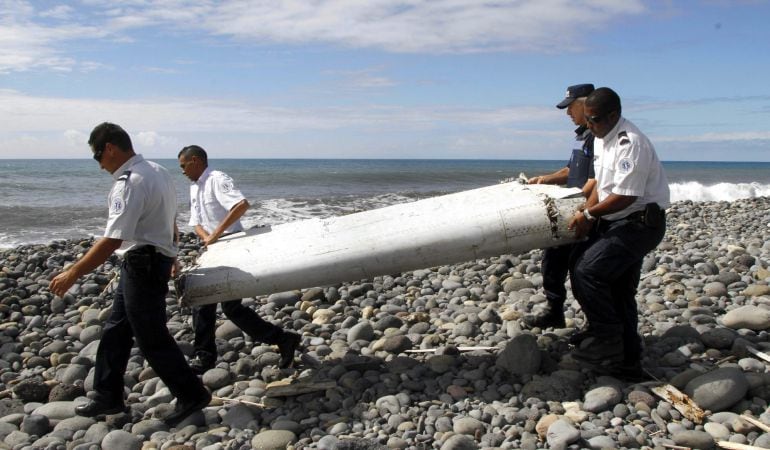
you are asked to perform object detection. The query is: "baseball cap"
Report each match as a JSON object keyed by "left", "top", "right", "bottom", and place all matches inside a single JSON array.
[{"left": 556, "top": 83, "right": 595, "bottom": 109}]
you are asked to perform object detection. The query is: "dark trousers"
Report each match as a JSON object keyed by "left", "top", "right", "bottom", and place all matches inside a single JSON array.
[
  {"left": 193, "top": 300, "right": 283, "bottom": 359},
  {"left": 541, "top": 244, "right": 575, "bottom": 308},
  {"left": 569, "top": 212, "right": 666, "bottom": 361},
  {"left": 93, "top": 248, "right": 206, "bottom": 402}
]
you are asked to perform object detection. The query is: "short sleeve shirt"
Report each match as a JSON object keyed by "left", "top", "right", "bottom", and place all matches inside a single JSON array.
[
  {"left": 594, "top": 117, "right": 670, "bottom": 221},
  {"left": 104, "top": 155, "right": 178, "bottom": 257},
  {"left": 188, "top": 168, "right": 246, "bottom": 234}
]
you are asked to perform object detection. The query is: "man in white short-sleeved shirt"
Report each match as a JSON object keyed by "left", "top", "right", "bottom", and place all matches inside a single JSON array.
[
  {"left": 566, "top": 88, "right": 669, "bottom": 380},
  {"left": 50, "top": 123, "right": 209, "bottom": 427},
  {"left": 178, "top": 145, "right": 301, "bottom": 373}
]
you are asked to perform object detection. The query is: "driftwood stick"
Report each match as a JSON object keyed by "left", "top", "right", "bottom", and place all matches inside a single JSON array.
[
  {"left": 738, "top": 414, "right": 770, "bottom": 433},
  {"left": 661, "top": 444, "right": 693, "bottom": 450},
  {"left": 212, "top": 396, "right": 266, "bottom": 408},
  {"left": 717, "top": 442, "right": 768, "bottom": 450},
  {"left": 405, "top": 346, "right": 497, "bottom": 353},
  {"left": 650, "top": 384, "right": 705, "bottom": 424},
  {"left": 746, "top": 346, "right": 770, "bottom": 364}
]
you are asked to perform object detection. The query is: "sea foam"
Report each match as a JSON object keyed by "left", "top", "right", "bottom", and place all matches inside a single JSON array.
[{"left": 669, "top": 182, "right": 770, "bottom": 203}]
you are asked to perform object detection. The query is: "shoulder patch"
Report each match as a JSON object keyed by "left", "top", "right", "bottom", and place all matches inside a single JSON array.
[
  {"left": 110, "top": 195, "right": 125, "bottom": 215},
  {"left": 618, "top": 158, "right": 634, "bottom": 174},
  {"left": 219, "top": 176, "right": 234, "bottom": 193},
  {"left": 618, "top": 131, "right": 630, "bottom": 146}
]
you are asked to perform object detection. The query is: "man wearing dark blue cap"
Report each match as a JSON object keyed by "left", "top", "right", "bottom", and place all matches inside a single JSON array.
[{"left": 523, "top": 83, "right": 595, "bottom": 330}]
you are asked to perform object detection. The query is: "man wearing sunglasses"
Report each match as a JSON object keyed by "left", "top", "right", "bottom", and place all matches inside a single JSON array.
[
  {"left": 50, "top": 123, "right": 211, "bottom": 426},
  {"left": 566, "top": 87, "right": 669, "bottom": 379},
  {"left": 523, "top": 83, "right": 596, "bottom": 331}
]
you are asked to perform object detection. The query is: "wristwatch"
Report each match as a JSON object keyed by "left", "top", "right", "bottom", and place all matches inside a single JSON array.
[{"left": 582, "top": 208, "right": 596, "bottom": 222}]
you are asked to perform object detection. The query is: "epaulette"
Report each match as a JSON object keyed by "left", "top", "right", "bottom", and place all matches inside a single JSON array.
[
  {"left": 618, "top": 131, "right": 630, "bottom": 146},
  {"left": 118, "top": 170, "right": 131, "bottom": 181}
]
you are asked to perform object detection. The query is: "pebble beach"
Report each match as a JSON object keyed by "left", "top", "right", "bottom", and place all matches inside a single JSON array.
[{"left": 2, "top": 196, "right": 770, "bottom": 450}]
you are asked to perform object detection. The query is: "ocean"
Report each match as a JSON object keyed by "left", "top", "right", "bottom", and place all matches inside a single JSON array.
[{"left": 2, "top": 159, "right": 770, "bottom": 249}]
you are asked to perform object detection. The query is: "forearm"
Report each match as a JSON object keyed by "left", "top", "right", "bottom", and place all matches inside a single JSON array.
[
  {"left": 584, "top": 193, "right": 636, "bottom": 218},
  {"left": 194, "top": 225, "right": 209, "bottom": 241},
  {"left": 529, "top": 167, "right": 569, "bottom": 185},
  {"left": 70, "top": 238, "right": 122, "bottom": 278},
  {"left": 210, "top": 200, "right": 249, "bottom": 241},
  {"left": 50, "top": 237, "right": 122, "bottom": 297}
]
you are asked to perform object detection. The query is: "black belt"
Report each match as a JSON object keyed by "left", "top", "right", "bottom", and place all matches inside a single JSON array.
[
  {"left": 601, "top": 204, "right": 665, "bottom": 227},
  {"left": 128, "top": 245, "right": 157, "bottom": 255}
]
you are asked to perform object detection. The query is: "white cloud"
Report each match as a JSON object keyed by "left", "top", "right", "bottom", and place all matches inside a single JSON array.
[
  {"left": 656, "top": 131, "right": 770, "bottom": 143},
  {"left": 134, "top": 131, "right": 179, "bottom": 148},
  {"left": 63, "top": 129, "right": 88, "bottom": 147},
  {"left": 1, "top": 0, "right": 648, "bottom": 73},
  {"left": 192, "top": 0, "right": 648, "bottom": 53},
  {"left": 0, "top": 90, "right": 555, "bottom": 136}
]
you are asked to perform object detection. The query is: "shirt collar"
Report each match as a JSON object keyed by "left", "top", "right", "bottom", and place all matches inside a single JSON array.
[
  {"left": 601, "top": 117, "right": 625, "bottom": 145},
  {"left": 194, "top": 167, "right": 212, "bottom": 187},
  {"left": 112, "top": 154, "right": 144, "bottom": 180}
]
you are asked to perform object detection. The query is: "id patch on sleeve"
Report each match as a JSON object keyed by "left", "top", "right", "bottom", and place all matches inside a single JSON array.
[
  {"left": 618, "top": 158, "right": 634, "bottom": 174},
  {"left": 220, "top": 178, "right": 234, "bottom": 193},
  {"left": 110, "top": 192, "right": 125, "bottom": 215}
]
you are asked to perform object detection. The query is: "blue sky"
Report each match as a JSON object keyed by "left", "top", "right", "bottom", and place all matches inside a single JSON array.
[{"left": 1, "top": 0, "right": 769, "bottom": 161}]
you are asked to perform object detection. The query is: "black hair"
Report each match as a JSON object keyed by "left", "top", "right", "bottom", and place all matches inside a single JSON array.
[
  {"left": 88, "top": 122, "right": 133, "bottom": 153},
  {"left": 178, "top": 145, "right": 208, "bottom": 164},
  {"left": 585, "top": 87, "right": 622, "bottom": 116}
]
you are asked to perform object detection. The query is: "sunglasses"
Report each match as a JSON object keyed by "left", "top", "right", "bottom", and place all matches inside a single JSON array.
[
  {"left": 585, "top": 110, "right": 618, "bottom": 125},
  {"left": 92, "top": 146, "right": 105, "bottom": 162},
  {"left": 585, "top": 114, "right": 605, "bottom": 124}
]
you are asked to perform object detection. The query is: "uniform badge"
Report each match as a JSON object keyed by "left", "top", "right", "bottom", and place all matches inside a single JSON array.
[
  {"left": 110, "top": 196, "right": 125, "bottom": 215},
  {"left": 221, "top": 179, "right": 234, "bottom": 193},
  {"left": 618, "top": 158, "right": 634, "bottom": 174}
]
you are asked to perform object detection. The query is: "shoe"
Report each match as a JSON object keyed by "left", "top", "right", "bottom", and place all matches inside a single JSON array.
[
  {"left": 571, "top": 335, "right": 624, "bottom": 366},
  {"left": 607, "top": 360, "right": 647, "bottom": 382},
  {"left": 522, "top": 307, "right": 566, "bottom": 329},
  {"left": 75, "top": 396, "right": 125, "bottom": 417},
  {"left": 278, "top": 332, "right": 301, "bottom": 369},
  {"left": 568, "top": 328, "right": 595, "bottom": 346},
  {"left": 165, "top": 391, "right": 212, "bottom": 427},
  {"left": 190, "top": 353, "right": 215, "bottom": 375}
]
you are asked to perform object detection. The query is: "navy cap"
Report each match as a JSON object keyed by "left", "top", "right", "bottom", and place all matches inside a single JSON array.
[{"left": 556, "top": 83, "right": 595, "bottom": 109}]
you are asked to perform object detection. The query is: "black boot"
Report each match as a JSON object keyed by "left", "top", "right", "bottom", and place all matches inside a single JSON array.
[
  {"left": 277, "top": 332, "right": 301, "bottom": 368},
  {"left": 189, "top": 352, "right": 216, "bottom": 375},
  {"left": 522, "top": 305, "right": 566, "bottom": 329},
  {"left": 75, "top": 393, "right": 125, "bottom": 417}
]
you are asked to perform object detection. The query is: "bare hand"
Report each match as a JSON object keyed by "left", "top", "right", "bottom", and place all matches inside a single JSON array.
[
  {"left": 171, "top": 259, "right": 182, "bottom": 278},
  {"left": 568, "top": 211, "right": 593, "bottom": 239},
  {"left": 49, "top": 271, "right": 77, "bottom": 297},
  {"left": 527, "top": 176, "right": 544, "bottom": 185},
  {"left": 203, "top": 234, "right": 219, "bottom": 247}
]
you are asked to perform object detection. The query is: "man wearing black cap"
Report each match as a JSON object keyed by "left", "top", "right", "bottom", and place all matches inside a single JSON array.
[{"left": 523, "top": 83, "right": 595, "bottom": 330}]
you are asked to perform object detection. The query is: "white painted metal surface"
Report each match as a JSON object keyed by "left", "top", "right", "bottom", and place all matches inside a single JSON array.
[{"left": 178, "top": 182, "right": 584, "bottom": 306}]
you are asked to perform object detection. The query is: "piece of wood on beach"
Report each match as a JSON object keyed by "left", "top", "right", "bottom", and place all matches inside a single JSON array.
[
  {"left": 661, "top": 444, "right": 694, "bottom": 450},
  {"left": 737, "top": 414, "right": 770, "bottom": 433},
  {"left": 650, "top": 384, "right": 705, "bottom": 424},
  {"left": 717, "top": 442, "right": 769, "bottom": 450},
  {"left": 264, "top": 378, "right": 337, "bottom": 398},
  {"left": 212, "top": 396, "right": 266, "bottom": 408},
  {"left": 405, "top": 346, "right": 497, "bottom": 354},
  {"left": 746, "top": 346, "right": 770, "bottom": 365}
]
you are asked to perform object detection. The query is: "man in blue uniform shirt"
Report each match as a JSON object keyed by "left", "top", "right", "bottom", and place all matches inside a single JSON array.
[
  {"left": 524, "top": 83, "right": 595, "bottom": 329},
  {"left": 567, "top": 88, "right": 670, "bottom": 378},
  {"left": 50, "top": 123, "right": 210, "bottom": 427}
]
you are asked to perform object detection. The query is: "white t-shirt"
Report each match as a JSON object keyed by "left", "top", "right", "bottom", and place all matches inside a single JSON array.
[
  {"left": 593, "top": 117, "right": 670, "bottom": 221},
  {"left": 188, "top": 167, "right": 246, "bottom": 234},
  {"left": 104, "top": 154, "right": 178, "bottom": 257}
]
